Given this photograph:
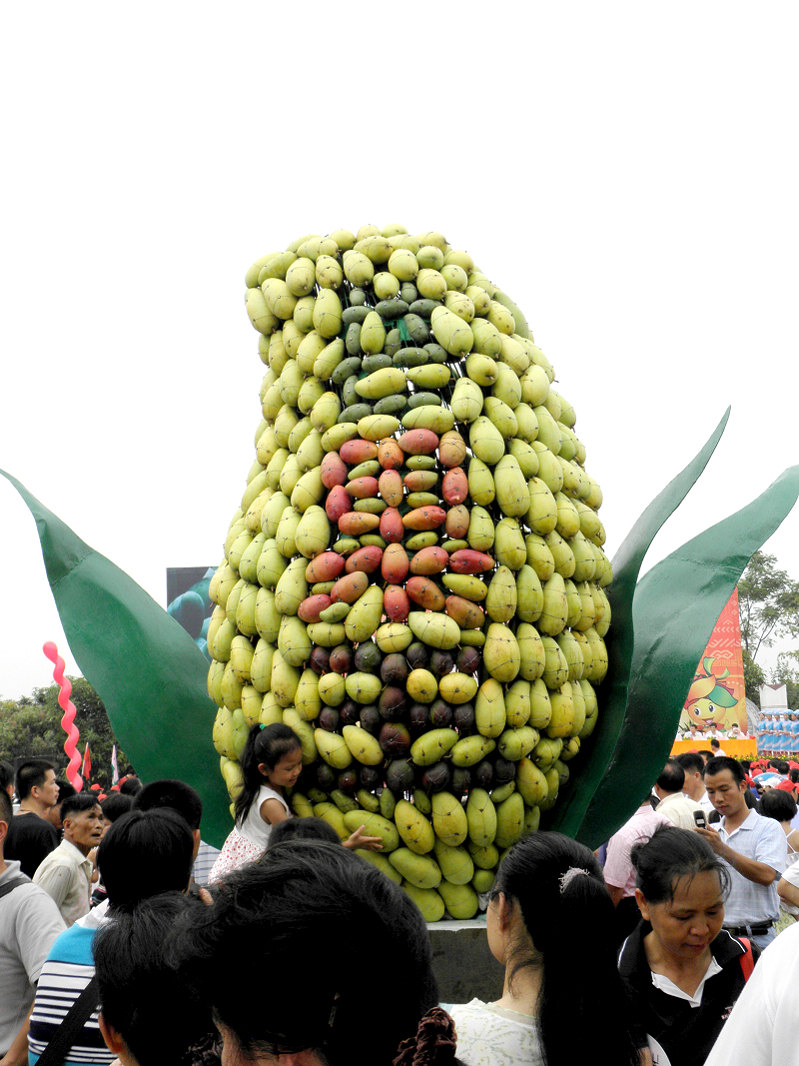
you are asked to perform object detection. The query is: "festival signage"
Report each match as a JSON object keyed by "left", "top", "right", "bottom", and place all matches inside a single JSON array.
[{"left": 672, "top": 588, "right": 754, "bottom": 755}]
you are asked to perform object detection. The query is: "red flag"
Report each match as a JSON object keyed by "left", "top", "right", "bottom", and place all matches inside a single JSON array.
[{"left": 81, "top": 743, "right": 91, "bottom": 782}]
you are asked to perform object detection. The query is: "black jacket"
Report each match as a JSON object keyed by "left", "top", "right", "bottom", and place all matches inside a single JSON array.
[
  {"left": 4, "top": 812, "right": 59, "bottom": 878},
  {"left": 618, "top": 922, "right": 758, "bottom": 1066}
]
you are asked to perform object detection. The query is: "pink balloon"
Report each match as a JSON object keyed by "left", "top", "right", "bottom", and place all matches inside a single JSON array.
[{"left": 43, "top": 642, "right": 83, "bottom": 791}]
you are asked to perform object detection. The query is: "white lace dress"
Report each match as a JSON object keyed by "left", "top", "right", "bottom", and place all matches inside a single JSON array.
[
  {"left": 207, "top": 785, "right": 289, "bottom": 884},
  {"left": 449, "top": 1000, "right": 545, "bottom": 1066}
]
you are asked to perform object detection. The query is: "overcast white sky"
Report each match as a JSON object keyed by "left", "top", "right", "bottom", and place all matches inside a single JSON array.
[{"left": 2, "top": 3, "right": 798, "bottom": 700}]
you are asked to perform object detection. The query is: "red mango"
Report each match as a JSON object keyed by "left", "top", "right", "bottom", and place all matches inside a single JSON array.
[
  {"left": 438, "top": 430, "right": 467, "bottom": 469},
  {"left": 325, "top": 484, "right": 352, "bottom": 522},
  {"left": 406, "top": 576, "right": 446, "bottom": 611},
  {"left": 448, "top": 549, "right": 495, "bottom": 574},
  {"left": 381, "top": 542, "right": 410, "bottom": 583},
  {"left": 397, "top": 428, "right": 439, "bottom": 455},
  {"left": 298, "top": 593, "right": 333, "bottom": 623},
  {"left": 377, "top": 438, "right": 405, "bottom": 470},
  {"left": 330, "top": 570, "right": 369, "bottom": 604},
  {"left": 337, "top": 511, "right": 381, "bottom": 535},
  {"left": 441, "top": 467, "right": 468, "bottom": 506},
  {"left": 321, "top": 451, "right": 348, "bottom": 489},
  {"left": 305, "top": 551, "right": 346, "bottom": 583},
  {"left": 379, "top": 506, "right": 405, "bottom": 543},
  {"left": 383, "top": 585, "right": 411, "bottom": 621},
  {"left": 346, "top": 475, "right": 380, "bottom": 499},
  {"left": 345, "top": 545, "right": 383, "bottom": 575},
  {"left": 409, "top": 546, "right": 450, "bottom": 576},
  {"left": 402, "top": 506, "right": 447, "bottom": 531},
  {"left": 445, "top": 595, "right": 486, "bottom": 629},
  {"left": 340, "top": 438, "right": 378, "bottom": 464},
  {"left": 378, "top": 468, "right": 404, "bottom": 508},
  {"left": 445, "top": 504, "right": 470, "bottom": 539}
]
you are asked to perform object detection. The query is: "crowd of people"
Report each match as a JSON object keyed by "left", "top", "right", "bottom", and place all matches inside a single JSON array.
[
  {"left": 754, "top": 711, "right": 799, "bottom": 757},
  {"left": 675, "top": 709, "right": 799, "bottom": 759},
  {"left": 2, "top": 738, "right": 799, "bottom": 1066}
]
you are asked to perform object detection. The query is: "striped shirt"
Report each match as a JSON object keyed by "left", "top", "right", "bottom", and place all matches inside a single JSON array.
[
  {"left": 192, "top": 840, "right": 221, "bottom": 886},
  {"left": 27, "top": 903, "right": 114, "bottom": 1066}
]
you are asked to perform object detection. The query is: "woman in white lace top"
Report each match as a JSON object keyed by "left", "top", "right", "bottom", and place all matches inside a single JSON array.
[{"left": 449, "top": 831, "right": 641, "bottom": 1066}]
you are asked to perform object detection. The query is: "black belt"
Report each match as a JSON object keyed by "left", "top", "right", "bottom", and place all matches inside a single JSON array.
[{"left": 724, "top": 922, "right": 773, "bottom": 937}]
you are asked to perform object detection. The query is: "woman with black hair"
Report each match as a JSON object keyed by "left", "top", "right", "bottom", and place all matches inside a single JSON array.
[
  {"left": 758, "top": 788, "right": 799, "bottom": 919},
  {"left": 758, "top": 787, "right": 799, "bottom": 859},
  {"left": 619, "top": 825, "right": 757, "bottom": 1066},
  {"left": 174, "top": 840, "right": 460, "bottom": 1066},
  {"left": 449, "top": 831, "right": 641, "bottom": 1066}
]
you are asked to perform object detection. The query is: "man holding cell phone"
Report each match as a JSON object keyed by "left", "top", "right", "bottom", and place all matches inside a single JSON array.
[{"left": 697, "top": 756, "right": 788, "bottom": 951}]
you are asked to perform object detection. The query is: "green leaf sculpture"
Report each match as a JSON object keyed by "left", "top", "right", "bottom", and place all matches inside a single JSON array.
[
  {"left": 549, "top": 409, "right": 729, "bottom": 841},
  {"left": 586, "top": 464, "right": 799, "bottom": 845},
  {"left": 550, "top": 410, "right": 799, "bottom": 847},
  {"left": 0, "top": 469, "right": 231, "bottom": 847}
]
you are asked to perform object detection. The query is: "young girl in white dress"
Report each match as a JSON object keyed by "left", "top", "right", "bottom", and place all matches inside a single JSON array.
[
  {"left": 209, "top": 722, "right": 381, "bottom": 883},
  {"left": 208, "top": 722, "right": 302, "bottom": 883}
]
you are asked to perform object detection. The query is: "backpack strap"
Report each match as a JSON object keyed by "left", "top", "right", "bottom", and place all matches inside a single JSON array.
[
  {"left": 738, "top": 937, "right": 755, "bottom": 981},
  {"left": 35, "top": 976, "right": 99, "bottom": 1066},
  {"left": 0, "top": 874, "right": 31, "bottom": 900}
]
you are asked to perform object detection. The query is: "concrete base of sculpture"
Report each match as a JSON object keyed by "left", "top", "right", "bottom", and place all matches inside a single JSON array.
[{"left": 428, "top": 918, "right": 504, "bottom": 1004}]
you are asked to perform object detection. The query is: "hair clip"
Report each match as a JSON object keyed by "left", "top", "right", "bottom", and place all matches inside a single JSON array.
[{"left": 559, "top": 867, "right": 589, "bottom": 893}]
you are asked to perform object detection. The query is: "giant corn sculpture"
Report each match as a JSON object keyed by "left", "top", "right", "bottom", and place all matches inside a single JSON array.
[
  {"left": 207, "top": 224, "right": 613, "bottom": 920},
  {"left": 6, "top": 226, "right": 798, "bottom": 921}
]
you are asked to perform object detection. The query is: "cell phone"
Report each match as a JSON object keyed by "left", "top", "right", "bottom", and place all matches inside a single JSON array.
[{"left": 693, "top": 810, "right": 708, "bottom": 829}]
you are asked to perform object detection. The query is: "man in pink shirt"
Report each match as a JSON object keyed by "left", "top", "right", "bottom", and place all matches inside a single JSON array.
[{"left": 604, "top": 795, "right": 671, "bottom": 945}]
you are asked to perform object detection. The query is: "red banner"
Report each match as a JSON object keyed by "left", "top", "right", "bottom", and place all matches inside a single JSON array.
[{"left": 675, "top": 588, "right": 748, "bottom": 741}]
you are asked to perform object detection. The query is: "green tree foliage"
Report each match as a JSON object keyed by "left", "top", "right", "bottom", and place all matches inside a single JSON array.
[
  {"left": 738, "top": 551, "right": 799, "bottom": 661},
  {"left": 0, "top": 678, "right": 129, "bottom": 790},
  {"left": 742, "top": 649, "right": 766, "bottom": 708},
  {"left": 773, "top": 651, "right": 799, "bottom": 710}
]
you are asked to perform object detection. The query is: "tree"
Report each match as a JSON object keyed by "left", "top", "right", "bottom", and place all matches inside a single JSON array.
[
  {"left": 743, "top": 649, "right": 766, "bottom": 708},
  {"left": 0, "top": 679, "right": 130, "bottom": 790},
  {"left": 773, "top": 651, "right": 799, "bottom": 710},
  {"left": 738, "top": 551, "right": 799, "bottom": 661}
]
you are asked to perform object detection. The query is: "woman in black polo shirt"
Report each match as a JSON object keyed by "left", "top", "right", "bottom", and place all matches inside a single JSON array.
[{"left": 619, "top": 826, "right": 757, "bottom": 1066}]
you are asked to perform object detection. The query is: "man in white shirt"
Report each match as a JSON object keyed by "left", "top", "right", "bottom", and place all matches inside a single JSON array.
[
  {"left": 704, "top": 920, "right": 799, "bottom": 1066},
  {"left": 698, "top": 756, "right": 787, "bottom": 951},
  {"left": 675, "top": 751, "right": 714, "bottom": 812},
  {"left": 32, "top": 794, "right": 104, "bottom": 926},
  {"left": 652, "top": 759, "right": 706, "bottom": 830}
]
